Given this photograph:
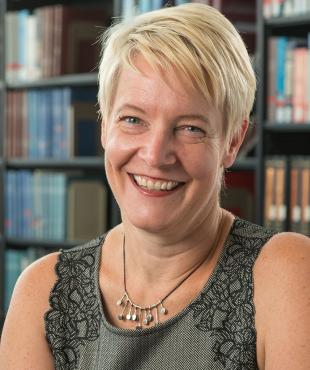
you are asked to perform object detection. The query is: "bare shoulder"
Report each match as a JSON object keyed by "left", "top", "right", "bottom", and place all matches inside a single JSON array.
[
  {"left": 0, "top": 251, "right": 60, "bottom": 370},
  {"left": 254, "top": 232, "right": 310, "bottom": 370},
  {"left": 259, "top": 231, "right": 310, "bottom": 259}
]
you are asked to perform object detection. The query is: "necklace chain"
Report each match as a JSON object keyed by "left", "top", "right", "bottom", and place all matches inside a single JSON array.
[{"left": 116, "top": 212, "right": 224, "bottom": 330}]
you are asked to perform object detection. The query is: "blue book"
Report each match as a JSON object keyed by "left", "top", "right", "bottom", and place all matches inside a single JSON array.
[
  {"left": 51, "top": 88, "right": 63, "bottom": 158},
  {"left": 139, "top": 0, "right": 152, "bottom": 13},
  {"left": 5, "top": 172, "right": 14, "bottom": 237},
  {"left": 276, "top": 37, "right": 288, "bottom": 122},
  {"left": 10, "top": 171, "right": 17, "bottom": 236},
  {"left": 61, "top": 88, "right": 71, "bottom": 159},
  {"left": 15, "top": 171, "right": 20, "bottom": 236},
  {"left": 36, "top": 90, "right": 47, "bottom": 158},
  {"left": 22, "top": 171, "right": 33, "bottom": 238},
  {"left": 5, "top": 249, "right": 30, "bottom": 312},
  {"left": 33, "top": 171, "right": 43, "bottom": 239},
  {"left": 27, "top": 91, "right": 36, "bottom": 158},
  {"left": 41, "top": 172, "right": 49, "bottom": 239},
  {"left": 152, "top": 0, "right": 163, "bottom": 10},
  {"left": 20, "top": 170, "right": 27, "bottom": 237},
  {"left": 45, "top": 90, "right": 53, "bottom": 157},
  {"left": 54, "top": 173, "right": 66, "bottom": 240}
]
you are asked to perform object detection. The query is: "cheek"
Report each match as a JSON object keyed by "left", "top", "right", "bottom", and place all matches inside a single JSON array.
[
  {"left": 182, "top": 145, "right": 221, "bottom": 181},
  {"left": 104, "top": 130, "right": 138, "bottom": 170}
]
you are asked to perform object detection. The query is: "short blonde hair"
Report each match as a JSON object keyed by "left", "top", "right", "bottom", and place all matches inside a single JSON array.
[{"left": 98, "top": 3, "right": 256, "bottom": 144}]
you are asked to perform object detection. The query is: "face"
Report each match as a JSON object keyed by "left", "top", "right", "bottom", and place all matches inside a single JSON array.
[{"left": 102, "top": 56, "right": 245, "bottom": 236}]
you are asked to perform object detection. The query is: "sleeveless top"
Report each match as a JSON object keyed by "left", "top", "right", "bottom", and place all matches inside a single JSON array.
[{"left": 44, "top": 218, "right": 276, "bottom": 370}]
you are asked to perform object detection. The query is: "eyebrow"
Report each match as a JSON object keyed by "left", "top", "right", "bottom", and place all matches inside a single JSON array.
[
  {"left": 115, "top": 104, "right": 210, "bottom": 125},
  {"left": 115, "top": 104, "right": 146, "bottom": 115}
]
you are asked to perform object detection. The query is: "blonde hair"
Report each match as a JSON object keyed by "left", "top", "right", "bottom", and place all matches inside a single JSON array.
[{"left": 98, "top": 3, "right": 256, "bottom": 145}]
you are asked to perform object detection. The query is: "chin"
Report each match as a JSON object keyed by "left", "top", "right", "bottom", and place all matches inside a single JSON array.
[{"left": 123, "top": 211, "right": 175, "bottom": 234}]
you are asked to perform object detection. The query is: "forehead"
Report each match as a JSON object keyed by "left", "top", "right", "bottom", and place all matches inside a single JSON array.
[{"left": 112, "top": 56, "right": 219, "bottom": 119}]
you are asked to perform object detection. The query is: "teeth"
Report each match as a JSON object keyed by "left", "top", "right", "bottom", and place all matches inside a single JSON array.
[{"left": 133, "top": 175, "right": 179, "bottom": 191}]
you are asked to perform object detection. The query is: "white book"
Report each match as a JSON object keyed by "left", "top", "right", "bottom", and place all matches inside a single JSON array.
[
  {"left": 307, "top": 48, "right": 310, "bottom": 122},
  {"left": 5, "top": 12, "right": 19, "bottom": 82},
  {"left": 284, "top": 44, "right": 293, "bottom": 123},
  {"left": 283, "top": 0, "right": 294, "bottom": 16},
  {"left": 25, "top": 14, "right": 41, "bottom": 80},
  {"left": 272, "top": 0, "right": 281, "bottom": 17}
]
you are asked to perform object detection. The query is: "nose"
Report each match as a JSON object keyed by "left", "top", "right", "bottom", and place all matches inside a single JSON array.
[{"left": 139, "top": 129, "right": 177, "bottom": 168}]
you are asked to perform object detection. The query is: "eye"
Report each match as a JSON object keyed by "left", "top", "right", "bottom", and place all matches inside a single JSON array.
[
  {"left": 119, "top": 116, "right": 141, "bottom": 125},
  {"left": 175, "top": 125, "right": 206, "bottom": 139}
]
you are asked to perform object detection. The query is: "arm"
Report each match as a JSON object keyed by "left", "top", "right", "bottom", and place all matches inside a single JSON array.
[
  {"left": 254, "top": 232, "right": 310, "bottom": 370},
  {"left": 0, "top": 252, "right": 59, "bottom": 370}
]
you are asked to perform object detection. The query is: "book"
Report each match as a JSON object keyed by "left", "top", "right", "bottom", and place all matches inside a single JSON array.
[
  {"left": 6, "top": 87, "right": 100, "bottom": 159},
  {"left": 267, "top": 37, "right": 278, "bottom": 123},
  {"left": 54, "top": 5, "right": 109, "bottom": 75},
  {"left": 290, "top": 158, "right": 301, "bottom": 232},
  {"left": 274, "top": 160, "right": 286, "bottom": 231},
  {"left": 265, "top": 161, "right": 277, "bottom": 229},
  {"left": 275, "top": 37, "right": 288, "bottom": 123},
  {"left": 266, "top": 36, "right": 309, "bottom": 124},
  {"left": 221, "top": 170, "right": 255, "bottom": 221},
  {"left": 69, "top": 101, "right": 102, "bottom": 157},
  {"left": 67, "top": 178, "right": 107, "bottom": 241},
  {"left": 5, "top": 5, "right": 110, "bottom": 81},
  {"left": 300, "top": 160, "right": 310, "bottom": 236},
  {"left": 264, "top": 0, "right": 310, "bottom": 18},
  {"left": 292, "top": 47, "right": 308, "bottom": 123}
]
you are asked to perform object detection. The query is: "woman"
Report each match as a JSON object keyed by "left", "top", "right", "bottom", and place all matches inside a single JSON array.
[{"left": 1, "top": 3, "right": 309, "bottom": 369}]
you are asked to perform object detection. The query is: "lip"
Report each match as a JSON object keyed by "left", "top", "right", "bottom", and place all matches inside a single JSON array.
[
  {"left": 129, "top": 173, "right": 185, "bottom": 197},
  {"left": 131, "top": 173, "right": 182, "bottom": 182}
]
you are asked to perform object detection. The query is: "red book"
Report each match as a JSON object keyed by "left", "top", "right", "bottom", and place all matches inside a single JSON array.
[{"left": 53, "top": 5, "right": 110, "bottom": 75}]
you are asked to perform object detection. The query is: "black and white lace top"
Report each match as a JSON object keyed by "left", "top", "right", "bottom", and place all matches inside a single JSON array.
[{"left": 44, "top": 218, "right": 276, "bottom": 370}]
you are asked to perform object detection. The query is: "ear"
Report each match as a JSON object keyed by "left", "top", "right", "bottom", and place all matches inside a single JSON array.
[
  {"left": 222, "top": 119, "right": 249, "bottom": 169},
  {"left": 101, "top": 119, "right": 106, "bottom": 149}
]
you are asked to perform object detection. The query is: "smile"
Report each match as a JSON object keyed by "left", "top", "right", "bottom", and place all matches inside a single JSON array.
[{"left": 132, "top": 175, "right": 181, "bottom": 191}]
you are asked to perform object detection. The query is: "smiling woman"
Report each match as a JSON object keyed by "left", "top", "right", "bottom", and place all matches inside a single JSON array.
[{"left": 1, "top": 3, "right": 310, "bottom": 370}]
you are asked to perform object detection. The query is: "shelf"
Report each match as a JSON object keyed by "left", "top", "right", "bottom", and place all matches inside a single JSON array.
[
  {"left": 6, "top": 73, "right": 98, "bottom": 89},
  {"left": 231, "top": 157, "right": 257, "bottom": 171},
  {"left": 8, "top": 0, "right": 109, "bottom": 11},
  {"left": 264, "top": 124, "right": 310, "bottom": 155},
  {"left": 5, "top": 237, "right": 83, "bottom": 249},
  {"left": 265, "top": 13, "right": 310, "bottom": 27},
  {"left": 264, "top": 123, "right": 310, "bottom": 132},
  {"left": 6, "top": 157, "right": 104, "bottom": 169}
]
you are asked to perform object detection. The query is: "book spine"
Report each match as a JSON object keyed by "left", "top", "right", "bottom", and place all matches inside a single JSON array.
[
  {"left": 18, "top": 10, "right": 29, "bottom": 81},
  {"left": 267, "top": 38, "right": 277, "bottom": 123},
  {"left": 275, "top": 160, "right": 286, "bottom": 231},
  {"left": 265, "top": 161, "right": 276, "bottom": 229},
  {"left": 276, "top": 37, "right": 288, "bottom": 123},
  {"left": 301, "top": 160, "right": 310, "bottom": 236},
  {"left": 292, "top": 48, "right": 308, "bottom": 123}
]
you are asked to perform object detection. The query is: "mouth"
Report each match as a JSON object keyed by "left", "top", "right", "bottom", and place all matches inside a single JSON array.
[{"left": 131, "top": 174, "right": 184, "bottom": 192}]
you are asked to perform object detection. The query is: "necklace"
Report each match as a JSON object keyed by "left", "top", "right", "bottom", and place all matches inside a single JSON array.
[{"left": 116, "top": 212, "right": 224, "bottom": 330}]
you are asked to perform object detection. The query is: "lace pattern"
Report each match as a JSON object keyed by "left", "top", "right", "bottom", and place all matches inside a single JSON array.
[
  {"left": 44, "top": 237, "right": 104, "bottom": 370},
  {"left": 44, "top": 220, "right": 276, "bottom": 370},
  {"left": 190, "top": 219, "right": 276, "bottom": 369}
]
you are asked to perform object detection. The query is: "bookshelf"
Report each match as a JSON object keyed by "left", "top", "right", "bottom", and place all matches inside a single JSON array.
[
  {"left": 0, "top": 0, "right": 257, "bottom": 329},
  {"left": 0, "top": 0, "right": 117, "bottom": 327},
  {"left": 0, "top": 0, "right": 6, "bottom": 327},
  {"left": 256, "top": 1, "right": 310, "bottom": 232}
]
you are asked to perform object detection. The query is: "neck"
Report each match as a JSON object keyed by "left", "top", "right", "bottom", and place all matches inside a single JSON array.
[{"left": 121, "top": 207, "right": 231, "bottom": 289}]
